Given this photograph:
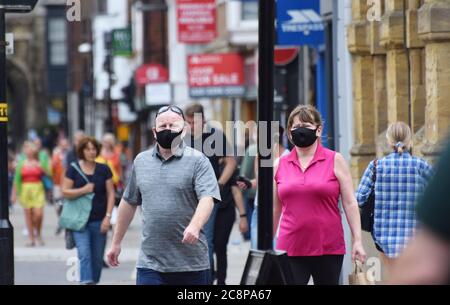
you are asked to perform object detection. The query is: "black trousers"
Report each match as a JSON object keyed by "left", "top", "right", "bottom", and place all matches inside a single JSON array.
[
  {"left": 213, "top": 201, "right": 236, "bottom": 285},
  {"left": 288, "top": 255, "right": 344, "bottom": 285}
]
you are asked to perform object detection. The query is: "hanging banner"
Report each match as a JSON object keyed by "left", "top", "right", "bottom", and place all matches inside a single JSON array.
[
  {"left": 177, "top": 0, "right": 217, "bottom": 44},
  {"left": 276, "top": 0, "right": 325, "bottom": 47}
]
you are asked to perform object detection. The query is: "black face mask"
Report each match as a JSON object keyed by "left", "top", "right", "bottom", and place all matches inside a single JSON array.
[
  {"left": 291, "top": 127, "right": 318, "bottom": 148},
  {"left": 156, "top": 129, "right": 183, "bottom": 149}
]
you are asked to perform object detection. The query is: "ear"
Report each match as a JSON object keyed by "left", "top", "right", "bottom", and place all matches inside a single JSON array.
[
  {"left": 317, "top": 126, "right": 323, "bottom": 136},
  {"left": 181, "top": 124, "right": 188, "bottom": 138},
  {"left": 152, "top": 127, "right": 157, "bottom": 139}
]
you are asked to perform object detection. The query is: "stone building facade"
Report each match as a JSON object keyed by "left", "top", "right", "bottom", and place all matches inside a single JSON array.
[
  {"left": 5, "top": 6, "right": 47, "bottom": 149},
  {"left": 348, "top": 0, "right": 450, "bottom": 182}
]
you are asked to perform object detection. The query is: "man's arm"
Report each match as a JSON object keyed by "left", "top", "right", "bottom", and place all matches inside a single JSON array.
[
  {"left": 182, "top": 196, "right": 214, "bottom": 244},
  {"left": 218, "top": 156, "right": 237, "bottom": 186},
  {"left": 107, "top": 199, "right": 137, "bottom": 267}
]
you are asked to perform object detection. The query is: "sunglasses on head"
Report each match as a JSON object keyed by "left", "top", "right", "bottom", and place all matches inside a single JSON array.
[{"left": 155, "top": 105, "right": 185, "bottom": 120}]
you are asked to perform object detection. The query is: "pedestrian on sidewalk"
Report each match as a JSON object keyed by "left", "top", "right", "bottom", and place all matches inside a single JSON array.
[
  {"left": 51, "top": 137, "right": 70, "bottom": 235},
  {"left": 184, "top": 103, "right": 237, "bottom": 284},
  {"left": 273, "top": 105, "right": 366, "bottom": 285},
  {"left": 388, "top": 135, "right": 450, "bottom": 285},
  {"left": 62, "top": 137, "right": 115, "bottom": 285},
  {"left": 65, "top": 130, "right": 85, "bottom": 168},
  {"left": 107, "top": 106, "right": 221, "bottom": 285},
  {"left": 11, "top": 141, "right": 51, "bottom": 247},
  {"left": 356, "top": 122, "right": 433, "bottom": 280},
  {"left": 237, "top": 125, "right": 290, "bottom": 250},
  {"left": 213, "top": 159, "right": 248, "bottom": 285},
  {"left": 238, "top": 139, "right": 257, "bottom": 241}
]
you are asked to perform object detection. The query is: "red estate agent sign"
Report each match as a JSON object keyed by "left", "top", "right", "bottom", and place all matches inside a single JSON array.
[
  {"left": 135, "top": 64, "right": 169, "bottom": 86},
  {"left": 177, "top": 0, "right": 217, "bottom": 44},
  {"left": 188, "top": 53, "right": 245, "bottom": 98}
]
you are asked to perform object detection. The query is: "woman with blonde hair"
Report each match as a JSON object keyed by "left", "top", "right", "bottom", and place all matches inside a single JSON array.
[
  {"left": 11, "top": 141, "right": 50, "bottom": 246},
  {"left": 356, "top": 122, "right": 433, "bottom": 278}
]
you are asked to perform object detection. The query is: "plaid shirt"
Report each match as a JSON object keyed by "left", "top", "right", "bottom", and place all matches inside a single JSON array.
[{"left": 356, "top": 152, "right": 433, "bottom": 258}]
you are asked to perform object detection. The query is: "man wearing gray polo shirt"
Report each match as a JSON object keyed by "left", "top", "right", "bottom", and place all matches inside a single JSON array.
[{"left": 106, "top": 106, "right": 221, "bottom": 285}]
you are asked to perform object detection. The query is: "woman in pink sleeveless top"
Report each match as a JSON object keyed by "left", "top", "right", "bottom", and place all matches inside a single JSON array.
[{"left": 274, "top": 105, "right": 366, "bottom": 285}]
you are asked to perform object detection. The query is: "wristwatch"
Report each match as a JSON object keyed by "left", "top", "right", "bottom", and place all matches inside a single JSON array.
[
  {"left": 105, "top": 213, "right": 112, "bottom": 219},
  {"left": 240, "top": 214, "right": 247, "bottom": 218}
]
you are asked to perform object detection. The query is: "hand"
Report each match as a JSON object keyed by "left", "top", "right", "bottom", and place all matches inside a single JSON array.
[
  {"left": 352, "top": 240, "right": 367, "bottom": 264},
  {"left": 182, "top": 224, "right": 200, "bottom": 245},
  {"left": 239, "top": 217, "right": 249, "bottom": 234},
  {"left": 107, "top": 243, "right": 121, "bottom": 267},
  {"left": 236, "top": 181, "right": 248, "bottom": 190},
  {"left": 100, "top": 217, "right": 111, "bottom": 234},
  {"left": 83, "top": 183, "right": 95, "bottom": 194}
]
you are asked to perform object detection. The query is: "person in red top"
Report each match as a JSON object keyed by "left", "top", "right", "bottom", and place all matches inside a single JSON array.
[
  {"left": 11, "top": 142, "right": 48, "bottom": 247},
  {"left": 273, "top": 105, "right": 366, "bottom": 285}
]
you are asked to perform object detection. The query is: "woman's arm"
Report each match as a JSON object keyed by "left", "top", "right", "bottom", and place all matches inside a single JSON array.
[
  {"left": 101, "top": 178, "right": 115, "bottom": 233},
  {"left": 231, "top": 185, "right": 249, "bottom": 233},
  {"left": 334, "top": 153, "right": 367, "bottom": 263},
  {"left": 273, "top": 158, "right": 281, "bottom": 237},
  {"left": 61, "top": 177, "right": 93, "bottom": 199},
  {"left": 355, "top": 161, "right": 375, "bottom": 206}
]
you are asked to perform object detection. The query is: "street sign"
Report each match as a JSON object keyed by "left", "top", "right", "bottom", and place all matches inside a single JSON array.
[
  {"left": 276, "top": 0, "right": 325, "bottom": 47},
  {"left": 5, "top": 33, "right": 13, "bottom": 55},
  {"left": 0, "top": 0, "right": 38, "bottom": 13},
  {"left": 145, "top": 83, "right": 172, "bottom": 106},
  {"left": 274, "top": 47, "right": 299, "bottom": 66},
  {"left": 0, "top": 103, "right": 7, "bottom": 122},
  {"left": 112, "top": 28, "right": 132, "bottom": 57}
]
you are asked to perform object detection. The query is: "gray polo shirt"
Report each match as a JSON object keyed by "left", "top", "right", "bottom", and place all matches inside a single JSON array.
[{"left": 122, "top": 142, "right": 221, "bottom": 273}]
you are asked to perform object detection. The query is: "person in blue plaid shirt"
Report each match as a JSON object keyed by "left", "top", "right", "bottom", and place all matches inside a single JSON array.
[{"left": 356, "top": 122, "right": 433, "bottom": 277}]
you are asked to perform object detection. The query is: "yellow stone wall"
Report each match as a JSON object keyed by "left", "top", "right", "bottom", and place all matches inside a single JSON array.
[{"left": 348, "top": 0, "right": 450, "bottom": 184}]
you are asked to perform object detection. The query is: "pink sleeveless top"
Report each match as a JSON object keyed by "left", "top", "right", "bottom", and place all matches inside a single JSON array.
[{"left": 274, "top": 143, "right": 346, "bottom": 256}]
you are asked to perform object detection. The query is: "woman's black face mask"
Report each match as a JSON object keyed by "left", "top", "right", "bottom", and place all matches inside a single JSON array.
[{"left": 291, "top": 127, "right": 318, "bottom": 148}]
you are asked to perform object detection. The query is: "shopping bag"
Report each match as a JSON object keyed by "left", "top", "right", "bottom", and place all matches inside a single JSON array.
[{"left": 349, "top": 260, "right": 375, "bottom": 285}]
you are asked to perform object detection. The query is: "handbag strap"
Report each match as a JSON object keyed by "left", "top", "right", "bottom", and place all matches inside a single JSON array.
[
  {"left": 70, "top": 162, "right": 91, "bottom": 184},
  {"left": 371, "top": 159, "right": 378, "bottom": 192}
]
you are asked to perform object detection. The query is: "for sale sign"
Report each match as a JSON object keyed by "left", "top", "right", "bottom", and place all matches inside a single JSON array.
[
  {"left": 188, "top": 53, "right": 245, "bottom": 98},
  {"left": 177, "top": 0, "right": 216, "bottom": 44}
]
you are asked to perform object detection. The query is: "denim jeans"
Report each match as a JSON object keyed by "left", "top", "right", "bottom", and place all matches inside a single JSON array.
[
  {"left": 136, "top": 268, "right": 209, "bottom": 285},
  {"left": 73, "top": 220, "right": 107, "bottom": 284},
  {"left": 250, "top": 206, "right": 258, "bottom": 250},
  {"left": 242, "top": 195, "right": 255, "bottom": 240},
  {"left": 203, "top": 203, "right": 219, "bottom": 284}
]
